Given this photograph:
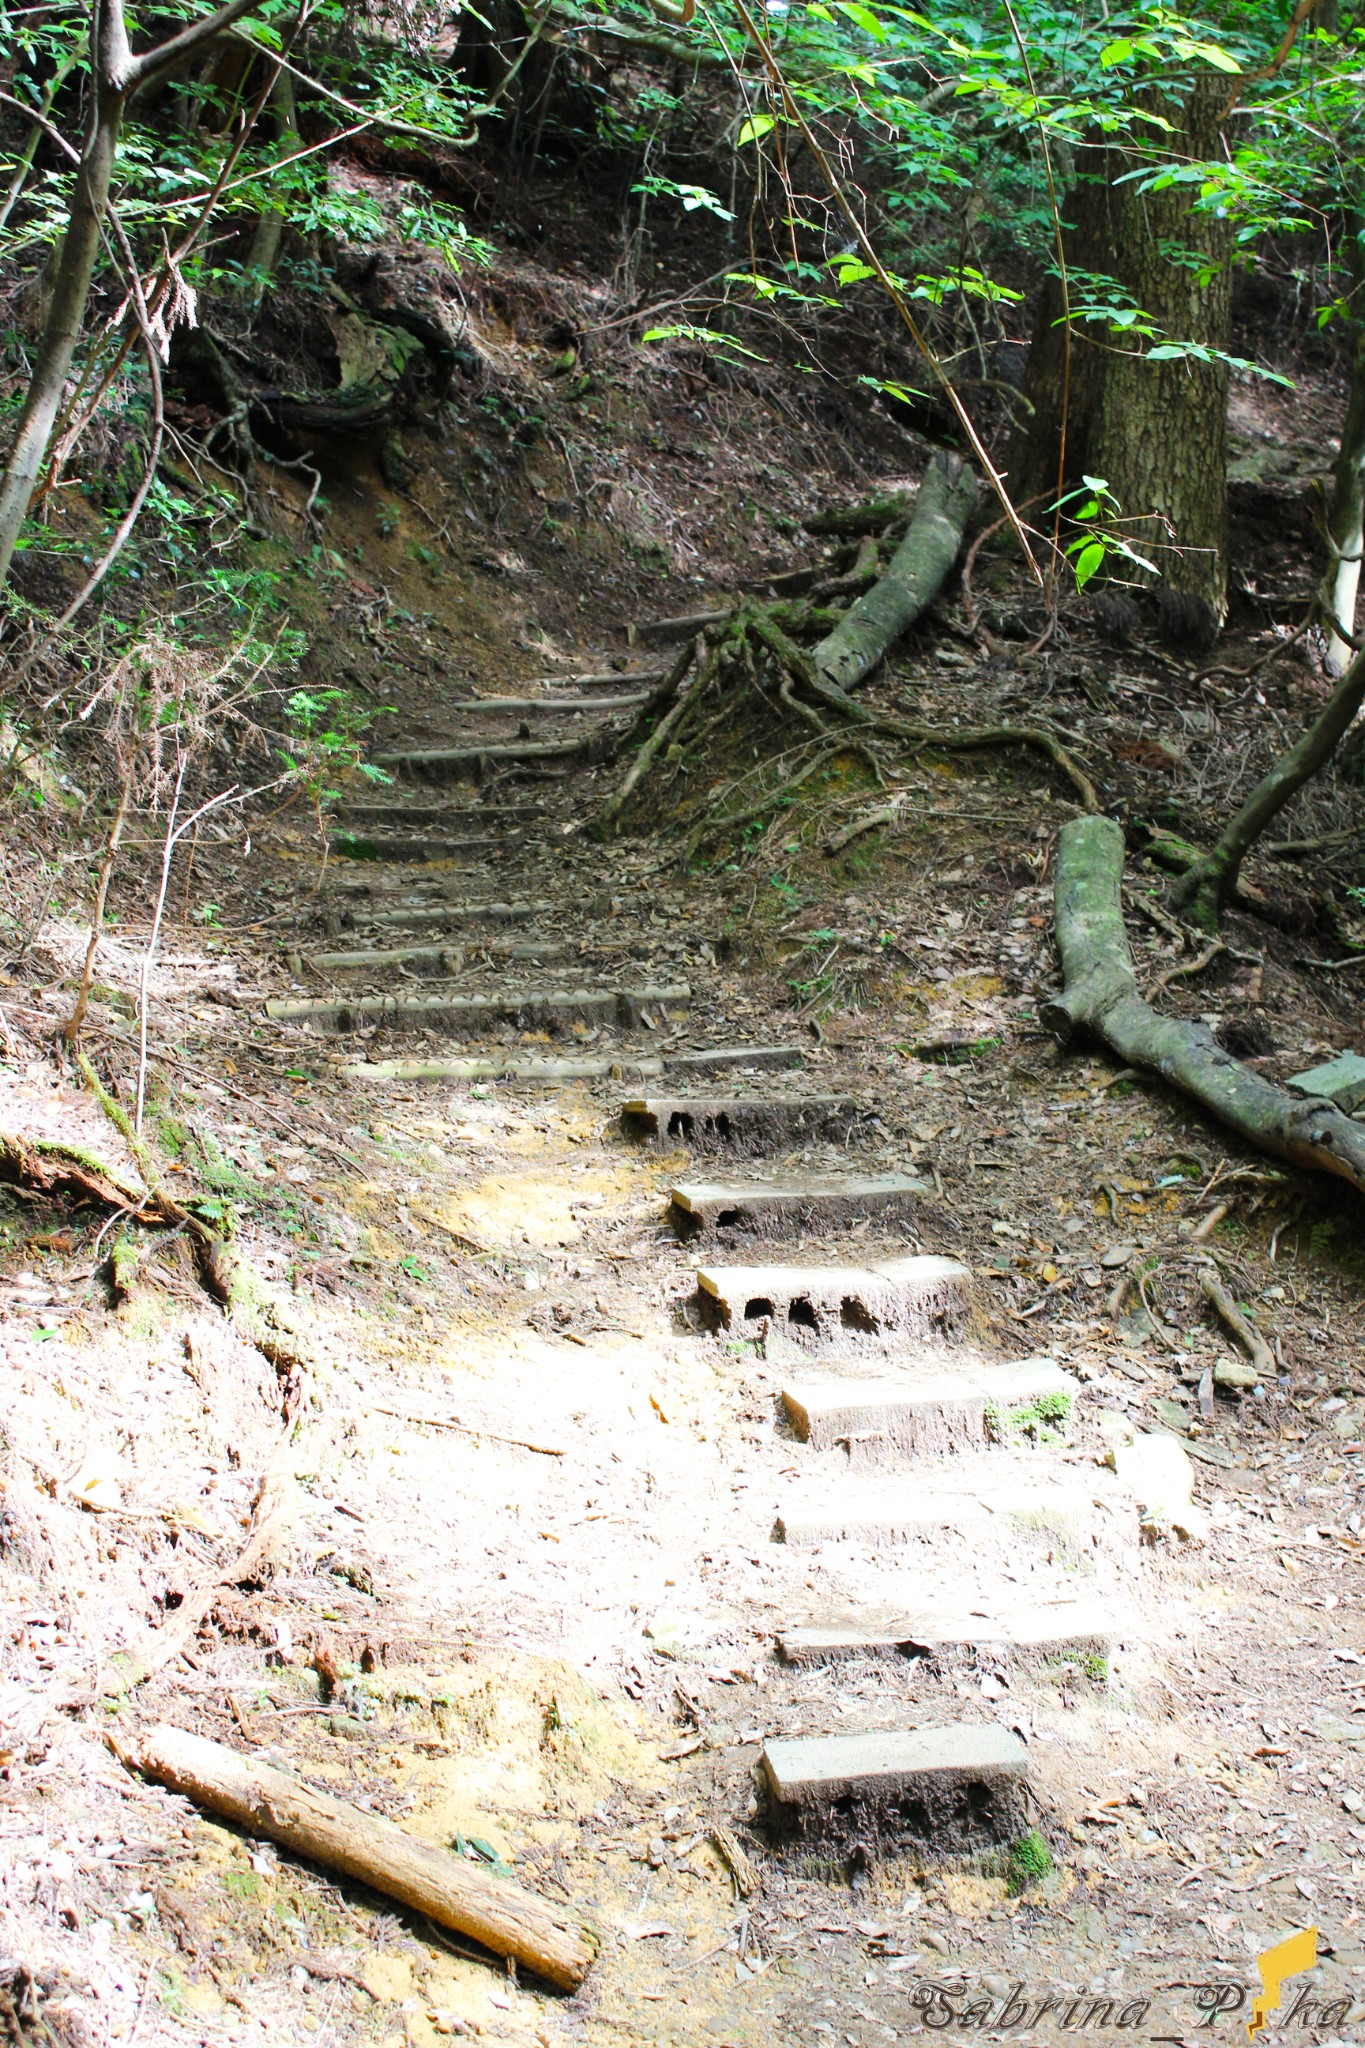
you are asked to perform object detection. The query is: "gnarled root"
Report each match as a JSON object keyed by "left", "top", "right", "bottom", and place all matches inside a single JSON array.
[{"left": 1048, "top": 815, "right": 1365, "bottom": 1191}]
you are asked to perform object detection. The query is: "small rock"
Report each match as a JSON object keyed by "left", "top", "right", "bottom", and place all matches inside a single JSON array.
[
  {"left": 1213, "top": 1354, "right": 1258, "bottom": 1390},
  {"left": 923, "top": 1931, "right": 951, "bottom": 1954},
  {"left": 983, "top": 1975, "right": 1013, "bottom": 1999},
  {"left": 648, "top": 1837, "right": 666, "bottom": 1867},
  {"left": 1342, "top": 1790, "right": 1363, "bottom": 1815},
  {"left": 1101, "top": 1244, "right": 1137, "bottom": 1269}
]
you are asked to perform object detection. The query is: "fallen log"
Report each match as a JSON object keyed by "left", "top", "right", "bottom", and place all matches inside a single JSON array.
[
  {"left": 1046, "top": 815, "right": 1365, "bottom": 1192},
  {"left": 114, "top": 1724, "right": 595, "bottom": 1991},
  {"left": 811, "top": 452, "right": 979, "bottom": 692}
]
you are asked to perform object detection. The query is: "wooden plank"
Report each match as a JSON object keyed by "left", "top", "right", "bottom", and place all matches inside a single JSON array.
[{"left": 696, "top": 1253, "right": 970, "bottom": 1339}]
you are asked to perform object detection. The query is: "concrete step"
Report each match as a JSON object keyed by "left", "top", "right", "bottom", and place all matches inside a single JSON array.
[
  {"left": 447, "top": 691, "right": 653, "bottom": 716},
  {"left": 660, "top": 1045, "right": 805, "bottom": 1077},
  {"left": 371, "top": 740, "right": 589, "bottom": 780},
  {"left": 620, "top": 1094, "right": 865, "bottom": 1152},
  {"left": 774, "top": 1599, "right": 1126, "bottom": 1668},
  {"left": 781, "top": 1358, "right": 1079, "bottom": 1465},
  {"left": 772, "top": 1461, "right": 1125, "bottom": 1558},
  {"left": 363, "top": 899, "right": 555, "bottom": 930},
  {"left": 697, "top": 1253, "right": 970, "bottom": 1344},
  {"left": 264, "top": 982, "right": 691, "bottom": 1034},
  {"left": 305, "top": 937, "right": 570, "bottom": 975},
  {"left": 669, "top": 1172, "right": 929, "bottom": 1237},
  {"left": 760, "top": 1725, "right": 1028, "bottom": 1856},
  {"left": 332, "top": 1042, "right": 804, "bottom": 1085},
  {"left": 329, "top": 832, "right": 506, "bottom": 863},
  {"left": 334, "top": 803, "right": 549, "bottom": 831}
]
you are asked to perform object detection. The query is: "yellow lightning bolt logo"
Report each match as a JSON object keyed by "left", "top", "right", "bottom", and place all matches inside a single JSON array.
[{"left": 1248, "top": 1927, "right": 1318, "bottom": 2039}]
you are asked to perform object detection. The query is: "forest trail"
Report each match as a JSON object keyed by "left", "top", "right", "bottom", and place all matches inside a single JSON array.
[{"left": 131, "top": 663, "right": 1345, "bottom": 2046}]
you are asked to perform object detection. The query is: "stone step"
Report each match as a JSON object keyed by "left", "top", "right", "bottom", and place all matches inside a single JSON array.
[
  {"left": 331, "top": 1042, "right": 801, "bottom": 1085},
  {"left": 620, "top": 1094, "right": 864, "bottom": 1152},
  {"left": 781, "top": 1359, "right": 1079, "bottom": 1465},
  {"left": 669, "top": 1173, "right": 929, "bottom": 1237},
  {"left": 263, "top": 982, "right": 691, "bottom": 1034},
  {"left": 760, "top": 1725, "right": 1028, "bottom": 1854},
  {"left": 697, "top": 1253, "right": 970, "bottom": 1342},
  {"left": 371, "top": 740, "right": 588, "bottom": 780},
  {"left": 774, "top": 1599, "right": 1125, "bottom": 1667},
  {"left": 772, "top": 1465, "right": 1122, "bottom": 1556}
]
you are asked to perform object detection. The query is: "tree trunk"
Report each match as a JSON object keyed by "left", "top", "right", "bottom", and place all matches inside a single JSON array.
[
  {"left": 243, "top": 65, "right": 299, "bottom": 307},
  {"left": 0, "top": 94, "right": 121, "bottom": 585},
  {"left": 1170, "top": 635, "right": 1365, "bottom": 929},
  {"left": 1047, "top": 815, "right": 1365, "bottom": 1191},
  {"left": 1325, "top": 219, "right": 1365, "bottom": 675},
  {"left": 0, "top": 0, "right": 264, "bottom": 588},
  {"left": 1012, "top": 75, "right": 1233, "bottom": 624}
]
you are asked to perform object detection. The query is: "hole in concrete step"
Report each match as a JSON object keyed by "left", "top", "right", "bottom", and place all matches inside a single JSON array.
[
  {"left": 787, "top": 1298, "right": 819, "bottom": 1331},
  {"left": 743, "top": 1297, "right": 775, "bottom": 1321},
  {"left": 667, "top": 1111, "right": 694, "bottom": 1139},
  {"left": 716, "top": 1208, "right": 743, "bottom": 1227},
  {"left": 840, "top": 1295, "right": 878, "bottom": 1332}
]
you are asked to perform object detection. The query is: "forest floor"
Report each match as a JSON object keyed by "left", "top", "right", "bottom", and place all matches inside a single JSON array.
[{"left": 4, "top": 173, "right": 1365, "bottom": 2048}]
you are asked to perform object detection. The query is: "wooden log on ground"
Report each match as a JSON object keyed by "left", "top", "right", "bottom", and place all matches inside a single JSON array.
[
  {"left": 1046, "top": 815, "right": 1365, "bottom": 1191},
  {"left": 810, "top": 454, "right": 979, "bottom": 692},
  {"left": 115, "top": 1724, "right": 595, "bottom": 1991}
]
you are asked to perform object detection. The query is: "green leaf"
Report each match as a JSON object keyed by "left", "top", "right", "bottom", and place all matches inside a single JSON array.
[
  {"left": 1073, "top": 541, "right": 1105, "bottom": 589},
  {"left": 835, "top": 0, "right": 887, "bottom": 39},
  {"left": 736, "top": 113, "right": 775, "bottom": 145}
]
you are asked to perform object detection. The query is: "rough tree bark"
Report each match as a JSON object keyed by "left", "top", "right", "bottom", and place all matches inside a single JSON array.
[
  {"left": 810, "top": 453, "right": 979, "bottom": 691},
  {"left": 118, "top": 1724, "right": 596, "bottom": 1990},
  {"left": 242, "top": 63, "right": 299, "bottom": 308},
  {"left": 1171, "top": 637, "right": 1365, "bottom": 929},
  {"left": 0, "top": 0, "right": 268, "bottom": 587},
  {"left": 1325, "top": 217, "right": 1365, "bottom": 674},
  {"left": 1048, "top": 814, "right": 1365, "bottom": 1190},
  {"left": 1011, "top": 75, "right": 1233, "bottom": 624}
]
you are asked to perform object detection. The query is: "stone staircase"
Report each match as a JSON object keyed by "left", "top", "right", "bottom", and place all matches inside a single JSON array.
[{"left": 267, "top": 664, "right": 1155, "bottom": 1879}]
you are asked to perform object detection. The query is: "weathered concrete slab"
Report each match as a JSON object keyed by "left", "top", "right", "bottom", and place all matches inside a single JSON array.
[
  {"left": 775, "top": 1601, "right": 1122, "bottom": 1666},
  {"left": 335, "top": 803, "right": 547, "bottom": 830},
  {"left": 697, "top": 1253, "right": 970, "bottom": 1342},
  {"left": 329, "top": 832, "right": 504, "bottom": 863},
  {"left": 781, "top": 1359, "right": 1078, "bottom": 1463},
  {"left": 761, "top": 1725, "right": 1028, "bottom": 1853},
  {"left": 307, "top": 937, "right": 565, "bottom": 974},
  {"left": 772, "top": 1472, "right": 1115, "bottom": 1553},
  {"left": 669, "top": 1173, "right": 928, "bottom": 1236},
  {"left": 264, "top": 982, "right": 690, "bottom": 1034},
  {"left": 1286, "top": 1051, "right": 1365, "bottom": 1112},
  {"left": 662, "top": 1045, "right": 805, "bottom": 1075},
  {"left": 451, "top": 691, "right": 652, "bottom": 715},
  {"left": 371, "top": 740, "right": 587, "bottom": 780},
  {"left": 621, "top": 1095, "right": 863, "bottom": 1152},
  {"left": 365, "top": 899, "right": 556, "bottom": 930},
  {"left": 781, "top": 1374, "right": 986, "bottom": 1461},
  {"left": 335, "top": 1053, "right": 667, "bottom": 1083}
]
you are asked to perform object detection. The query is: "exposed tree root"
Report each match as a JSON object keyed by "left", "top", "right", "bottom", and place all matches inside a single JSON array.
[
  {"left": 599, "top": 467, "right": 1098, "bottom": 843},
  {"left": 1047, "top": 815, "right": 1365, "bottom": 1192},
  {"left": 811, "top": 452, "right": 979, "bottom": 692},
  {"left": 1170, "top": 637, "right": 1365, "bottom": 930}
]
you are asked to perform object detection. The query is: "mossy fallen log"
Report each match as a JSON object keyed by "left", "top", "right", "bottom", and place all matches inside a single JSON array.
[{"left": 1046, "top": 815, "right": 1365, "bottom": 1191}]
